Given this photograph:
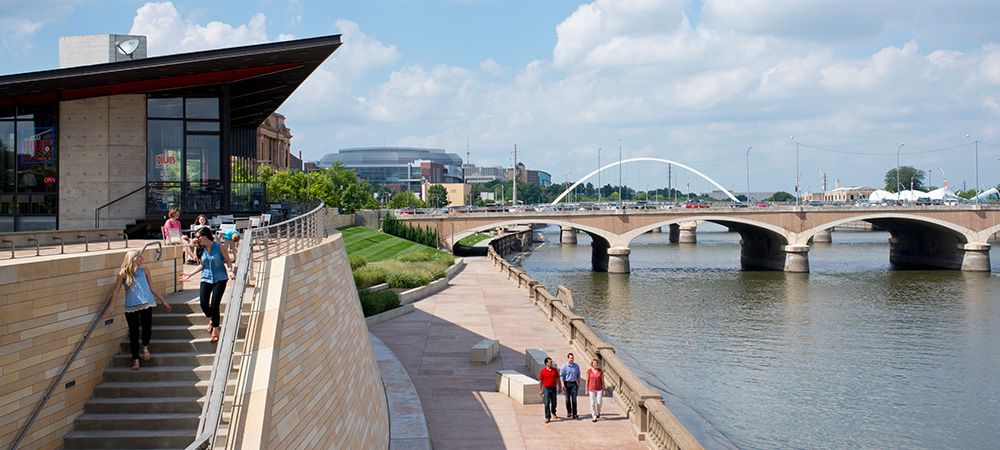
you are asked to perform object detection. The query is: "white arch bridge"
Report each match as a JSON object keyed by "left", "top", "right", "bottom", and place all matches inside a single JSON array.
[
  {"left": 398, "top": 206, "right": 1000, "bottom": 273},
  {"left": 550, "top": 157, "right": 741, "bottom": 205}
]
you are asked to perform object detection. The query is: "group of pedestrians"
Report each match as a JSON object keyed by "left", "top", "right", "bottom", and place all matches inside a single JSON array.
[
  {"left": 105, "top": 209, "right": 234, "bottom": 371},
  {"left": 538, "top": 352, "right": 605, "bottom": 423}
]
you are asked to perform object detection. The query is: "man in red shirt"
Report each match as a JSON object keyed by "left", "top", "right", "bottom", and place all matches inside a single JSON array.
[{"left": 538, "top": 357, "right": 560, "bottom": 423}]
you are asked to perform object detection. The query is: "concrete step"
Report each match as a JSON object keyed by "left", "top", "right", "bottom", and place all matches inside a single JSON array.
[
  {"left": 154, "top": 312, "right": 211, "bottom": 327},
  {"left": 73, "top": 413, "right": 200, "bottom": 431},
  {"left": 112, "top": 352, "right": 216, "bottom": 368},
  {"left": 63, "top": 429, "right": 196, "bottom": 449},
  {"left": 84, "top": 396, "right": 204, "bottom": 414},
  {"left": 93, "top": 380, "right": 235, "bottom": 398},
  {"left": 120, "top": 338, "right": 243, "bottom": 354},
  {"left": 103, "top": 365, "right": 212, "bottom": 382}
]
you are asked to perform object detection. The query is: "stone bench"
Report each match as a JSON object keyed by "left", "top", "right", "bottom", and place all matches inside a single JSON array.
[
  {"left": 470, "top": 338, "right": 499, "bottom": 364},
  {"left": 495, "top": 370, "right": 542, "bottom": 405},
  {"left": 525, "top": 348, "right": 548, "bottom": 376}
]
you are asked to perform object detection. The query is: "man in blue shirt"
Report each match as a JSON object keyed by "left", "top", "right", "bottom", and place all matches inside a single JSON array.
[{"left": 559, "top": 352, "right": 581, "bottom": 419}]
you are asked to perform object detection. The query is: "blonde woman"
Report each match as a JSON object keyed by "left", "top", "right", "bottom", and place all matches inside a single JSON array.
[
  {"left": 106, "top": 251, "right": 172, "bottom": 371},
  {"left": 587, "top": 359, "right": 606, "bottom": 422}
]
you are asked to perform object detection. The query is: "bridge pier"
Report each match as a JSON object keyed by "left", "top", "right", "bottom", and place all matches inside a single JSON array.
[
  {"left": 783, "top": 245, "right": 810, "bottom": 273},
  {"left": 812, "top": 229, "right": 832, "bottom": 243},
  {"left": 678, "top": 222, "right": 697, "bottom": 244},
  {"left": 961, "top": 243, "right": 991, "bottom": 272},
  {"left": 560, "top": 226, "right": 578, "bottom": 244},
  {"left": 607, "top": 247, "right": 631, "bottom": 274},
  {"left": 668, "top": 224, "right": 680, "bottom": 243}
]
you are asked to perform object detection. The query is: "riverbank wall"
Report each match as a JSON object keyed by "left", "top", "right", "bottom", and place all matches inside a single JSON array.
[{"left": 487, "top": 232, "right": 703, "bottom": 450}]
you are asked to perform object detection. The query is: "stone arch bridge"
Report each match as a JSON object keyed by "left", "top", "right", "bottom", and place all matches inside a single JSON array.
[{"left": 398, "top": 207, "right": 1000, "bottom": 273}]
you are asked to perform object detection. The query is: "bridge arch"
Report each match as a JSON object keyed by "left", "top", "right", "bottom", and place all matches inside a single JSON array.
[
  {"left": 801, "top": 213, "right": 978, "bottom": 245},
  {"left": 551, "top": 157, "right": 740, "bottom": 205},
  {"left": 448, "top": 218, "right": 617, "bottom": 247}
]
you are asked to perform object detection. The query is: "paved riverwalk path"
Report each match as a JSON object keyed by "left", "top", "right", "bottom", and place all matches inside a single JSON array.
[{"left": 370, "top": 257, "right": 646, "bottom": 449}]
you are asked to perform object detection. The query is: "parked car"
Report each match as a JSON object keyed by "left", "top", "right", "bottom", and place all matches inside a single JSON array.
[
  {"left": 398, "top": 208, "right": 425, "bottom": 215},
  {"left": 915, "top": 197, "right": 932, "bottom": 206},
  {"left": 684, "top": 199, "right": 710, "bottom": 208}
]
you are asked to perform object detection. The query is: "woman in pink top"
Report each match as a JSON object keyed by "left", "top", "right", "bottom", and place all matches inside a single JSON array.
[
  {"left": 163, "top": 208, "right": 198, "bottom": 263},
  {"left": 587, "top": 359, "right": 605, "bottom": 422}
]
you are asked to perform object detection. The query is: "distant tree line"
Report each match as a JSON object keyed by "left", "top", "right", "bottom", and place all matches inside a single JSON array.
[{"left": 381, "top": 213, "right": 440, "bottom": 248}]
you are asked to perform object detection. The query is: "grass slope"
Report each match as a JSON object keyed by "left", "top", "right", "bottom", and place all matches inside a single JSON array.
[
  {"left": 457, "top": 232, "right": 491, "bottom": 247},
  {"left": 340, "top": 225, "right": 442, "bottom": 262}
]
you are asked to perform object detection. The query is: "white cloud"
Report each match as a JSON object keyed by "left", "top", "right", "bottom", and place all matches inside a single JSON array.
[{"left": 129, "top": 2, "right": 269, "bottom": 56}]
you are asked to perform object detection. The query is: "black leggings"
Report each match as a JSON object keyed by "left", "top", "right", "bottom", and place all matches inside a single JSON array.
[
  {"left": 124, "top": 308, "right": 153, "bottom": 360},
  {"left": 200, "top": 280, "right": 228, "bottom": 328}
]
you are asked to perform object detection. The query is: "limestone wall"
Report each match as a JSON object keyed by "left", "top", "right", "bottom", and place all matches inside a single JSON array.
[
  {"left": 324, "top": 209, "right": 355, "bottom": 231},
  {"left": 0, "top": 245, "right": 183, "bottom": 449},
  {"left": 59, "top": 94, "right": 146, "bottom": 230},
  {"left": 229, "top": 235, "right": 389, "bottom": 449}
]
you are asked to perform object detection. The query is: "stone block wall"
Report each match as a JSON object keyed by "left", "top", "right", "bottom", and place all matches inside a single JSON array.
[
  {"left": 230, "top": 235, "right": 389, "bottom": 449},
  {"left": 0, "top": 245, "right": 183, "bottom": 449},
  {"left": 59, "top": 94, "right": 146, "bottom": 230}
]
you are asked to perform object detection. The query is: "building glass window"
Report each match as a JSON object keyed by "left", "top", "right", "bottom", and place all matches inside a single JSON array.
[
  {"left": 0, "top": 104, "right": 58, "bottom": 231},
  {"left": 146, "top": 96, "right": 221, "bottom": 214}
]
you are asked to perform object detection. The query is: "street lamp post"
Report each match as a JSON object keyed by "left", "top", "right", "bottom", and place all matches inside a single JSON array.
[
  {"left": 745, "top": 145, "right": 752, "bottom": 203},
  {"left": 618, "top": 138, "right": 623, "bottom": 208},
  {"left": 896, "top": 142, "right": 905, "bottom": 194},
  {"left": 790, "top": 136, "right": 800, "bottom": 206},
  {"left": 597, "top": 147, "right": 602, "bottom": 204},
  {"left": 967, "top": 134, "right": 980, "bottom": 205}
]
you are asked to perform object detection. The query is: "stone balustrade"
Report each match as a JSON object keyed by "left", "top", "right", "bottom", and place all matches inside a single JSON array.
[{"left": 485, "top": 244, "right": 703, "bottom": 449}]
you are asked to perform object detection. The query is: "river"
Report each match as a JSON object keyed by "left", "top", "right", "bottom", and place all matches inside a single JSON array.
[{"left": 519, "top": 224, "right": 1000, "bottom": 450}]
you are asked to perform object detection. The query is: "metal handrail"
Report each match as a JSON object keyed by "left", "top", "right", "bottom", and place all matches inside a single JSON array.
[
  {"left": 95, "top": 184, "right": 146, "bottom": 228},
  {"left": 8, "top": 241, "right": 163, "bottom": 450},
  {"left": 186, "top": 201, "right": 325, "bottom": 450}
]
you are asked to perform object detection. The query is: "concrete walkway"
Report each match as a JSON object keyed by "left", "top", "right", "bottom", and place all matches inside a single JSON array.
[{"left": 370, "top": 257, "right": 646, "bottom": 450}]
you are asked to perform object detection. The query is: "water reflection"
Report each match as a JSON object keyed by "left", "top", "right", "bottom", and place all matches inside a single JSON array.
[{"left": 521, "top": 225, "right": 1000, "bottom": 449}]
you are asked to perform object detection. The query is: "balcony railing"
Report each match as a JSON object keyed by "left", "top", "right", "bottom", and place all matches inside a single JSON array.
[{"left": 145, "top": 181, "right": 266, "bottom": 215}]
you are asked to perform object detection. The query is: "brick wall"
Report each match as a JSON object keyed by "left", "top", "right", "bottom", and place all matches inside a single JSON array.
[
  {"left": 59, "top": 94, "right": 146, "bottom": 230},
  {"left": 0, "top": 245, "right": 183, "bottom": 449},
  {"left": 229, "top": 235, "right": 388, "bottom": 448}
]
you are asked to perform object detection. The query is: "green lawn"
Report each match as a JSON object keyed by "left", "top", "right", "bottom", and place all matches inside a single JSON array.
[
  {"left": 457, "top": 232, "right": 491, "bottom": 247},
  {"left": 340, "top": 225, "right": 444, "bottom": 262}
]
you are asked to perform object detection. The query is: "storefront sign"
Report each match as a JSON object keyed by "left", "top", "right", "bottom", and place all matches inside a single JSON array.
[
  {"left": 19, "top": 127, "right": 55, "bottom": 164},
  {"left": 155, "top": 154, "right": 179, "bottom": 167}
]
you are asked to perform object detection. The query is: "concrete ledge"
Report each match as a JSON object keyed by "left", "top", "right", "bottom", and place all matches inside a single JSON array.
[
  {"left": 470, "top": 338, "right": 499, "bottom": 364},
  {"left": 370, "top": 333, "right": 431, "bottom": 450},
  {"left": 359, "top": 282, "right": 390, "bottom": 294},
  {"left": 398, "top": 258, "right": 466, "bottom": 305},
  {"left": 525, "top": 348, "right": 548, "bottom": 377},
  {"left": 496, "top": 369, "right": 520, "bottom": 394},
  {"left": 366, "top": 304, "right": 415, "bottom": 327},
  {"left": 495, "top": 370, "right": 541, "bottom": 405}
]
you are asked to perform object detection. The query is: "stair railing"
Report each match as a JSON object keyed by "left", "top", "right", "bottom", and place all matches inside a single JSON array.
[
  {"left": 186, "top": 202, "right": 325, "bottom": 450},
  {"left": 95, "top": 184, "right": 146, "bottom": 228},
  {"left": 7, "top": 241, "right": 163, "bottom": 450}
]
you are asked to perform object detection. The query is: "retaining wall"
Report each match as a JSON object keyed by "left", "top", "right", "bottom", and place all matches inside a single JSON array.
[
  {"left": 228, "top": 235, "right": 389, "bottom": 449},
  {"left": 0, "top": 245, "right": 184, "bottom": 450}
]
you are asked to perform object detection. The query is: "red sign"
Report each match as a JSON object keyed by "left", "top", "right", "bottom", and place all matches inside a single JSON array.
[{"left": 155, "top": 154, "right": 178, "bottom": 167}]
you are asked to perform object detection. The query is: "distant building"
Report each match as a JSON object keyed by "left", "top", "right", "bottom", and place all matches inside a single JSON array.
[
  {"left": 824, "top": 186, "right": 875, "bottom": 202},
  {"left": 257, "top": 113, "right": 293, "bottom": 170},
  {"left": 708, "top": 190, "right": 776, "bottom": 201},
  {"left": 507, "top": 162, "right": 552, "bottom": 186},
  {"left": 318, "top": 147, "right": 464, "bottom": 192},
  {"left": 288, "top": 151, "right": 303, "bottom": 172},
  {"left": 463, "top": 164, "right": 505, "bottom": 183},
  {"left": 440, "top": 183, "right": 472, "bottom": 206}
]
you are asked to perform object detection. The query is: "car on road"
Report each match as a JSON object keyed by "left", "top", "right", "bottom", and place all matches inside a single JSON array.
[
  {"left": 755, "top": 202, "right": 771, "bottom": 208},
  {"left": 728, "top": 201, "right": 749, "bottom": 208},
  {"left": 684, "top": 199, "right": 710, "bottom": 208},
  {"left": 398, "top": 208, "right": 426, "bottom": 215},
  {"left": 915, "top": 197, "right": 932, "bottom": 206}
]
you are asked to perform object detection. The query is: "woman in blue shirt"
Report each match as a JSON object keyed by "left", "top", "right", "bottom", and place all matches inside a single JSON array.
[
  {"left": 178, "top": 227, "right": 233, "bottom": 343},
  {"left": 106, "top": 250, "right": 172, "bottom": 371}
]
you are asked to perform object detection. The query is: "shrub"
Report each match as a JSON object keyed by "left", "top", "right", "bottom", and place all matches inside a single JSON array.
[
  {"left": 359, "top": 290, "right": 400, "bottom": 317},
  {"left": 353, "top": 265, "right": 386, "bottom": 288},
  {"left": 349, "top": 255, "right": 368, "bottom": 270},
  {"left": 397, "top": 252, "right": 435, "bottom": 262},
  {"left": 386, "top": 271, "right": 431, "bottom": 289}
]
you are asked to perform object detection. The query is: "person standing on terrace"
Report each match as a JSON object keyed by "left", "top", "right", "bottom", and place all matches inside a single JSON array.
[
  {"left": 560, "top": 352, "right": 581, "bottom": 419},
  {"left": 177, "top": 227, "right": 233, "bottom": 343},
  {"left": 538, "top": 357, "right": 560, "bottom": 423},
  {"left": 106, "top": 251, "right": 172, "bottom": 371}
]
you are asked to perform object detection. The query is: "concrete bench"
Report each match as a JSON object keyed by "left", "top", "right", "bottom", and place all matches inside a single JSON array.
[
  {"left": 495, "top": 370, "right": 542, "bottom": 405},
  {"left": 470, "top": 338, "right": 499, "bottom": 364},
  {"left": 525, "top": 348, "right": 548, "bottom": 376}
]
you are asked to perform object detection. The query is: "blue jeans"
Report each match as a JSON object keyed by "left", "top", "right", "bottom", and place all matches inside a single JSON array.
[
  {"left": 563, "top": 381, "right": 578, "bottom": 416},
  {"left": 542, "top": 386, "right": 558, "bottom": 419}
]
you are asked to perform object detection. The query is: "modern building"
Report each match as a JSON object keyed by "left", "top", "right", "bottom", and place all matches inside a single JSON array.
[
  {"left": 0, "top": 33, "right": 340, "bottom": 231},
  {"left": 463, "top": 164, "right": 506, "bottom": 184},
  {"left": 506, "top": 162, "right": 552, "bottom": 186},
  {"left": 319, "top": 147, "right": 464, "bottom": 192}
]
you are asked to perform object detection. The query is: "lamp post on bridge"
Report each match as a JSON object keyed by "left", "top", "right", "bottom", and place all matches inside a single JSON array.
[
  {"left": 745, "top": 145, "right": 752, "bottom": 203},
  {"left": 966, "top": 134, "right": 980, "bottom": 205},
  {"left": 790, "top": 136, "right": 800, "bottom": 206},
  {"left": 618, "top": 138, "right": 623, "bottom": 209},
  {"left": 597, "top": 147, "right": 602, "bottom": 204},
  {"left": 896, "top": 142, "right": 905, "bottom": 194}
]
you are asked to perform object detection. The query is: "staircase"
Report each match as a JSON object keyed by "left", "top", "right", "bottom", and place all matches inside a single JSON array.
[{"left": 63, "top": 291, "right": 231, "bottom": 450}]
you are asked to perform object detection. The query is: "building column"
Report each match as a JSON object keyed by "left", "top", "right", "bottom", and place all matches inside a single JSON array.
[
  {"left": 668, "top": 224, "right": 680, "bottom": 243},
  {"left": 961, "top": 242, "right": 991, "bottom": 272},
  {"left": 812, "top": 229, "right": 832, "bottom": 243},
  {"left": 560, "top": 226, "right": 578, "bottom": 244},
  {"left": 607, "top": 247, "right": 631, "bottom": 274},
  {"left": 678, "top": 221, "right": 697, "bottom": 244},
  {"left": 783, "top": 245, "right": 810, "bottom": 273}
]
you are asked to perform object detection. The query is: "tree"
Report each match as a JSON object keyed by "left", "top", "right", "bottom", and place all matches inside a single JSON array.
[
  {"left": 768, "top": 191, "right": 795, "bottom": 202},
  {"left": 388, "top": 191, "right": 425, "bottom": 209},
  {"left": 426, "top": 184, "right": 449, "bottom": 208},
  {"left": 884, "top": 166, "right": 926, "bottom": 192}
]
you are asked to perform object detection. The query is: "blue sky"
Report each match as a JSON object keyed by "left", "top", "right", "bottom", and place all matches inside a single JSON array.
[{"left": 3, "top": 1, "right": 1000, "bottom": 194}]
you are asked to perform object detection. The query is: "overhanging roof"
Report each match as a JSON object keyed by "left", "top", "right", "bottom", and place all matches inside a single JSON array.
[{"left": 0, "top": 34, "right": 341, "bottom": 128}]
